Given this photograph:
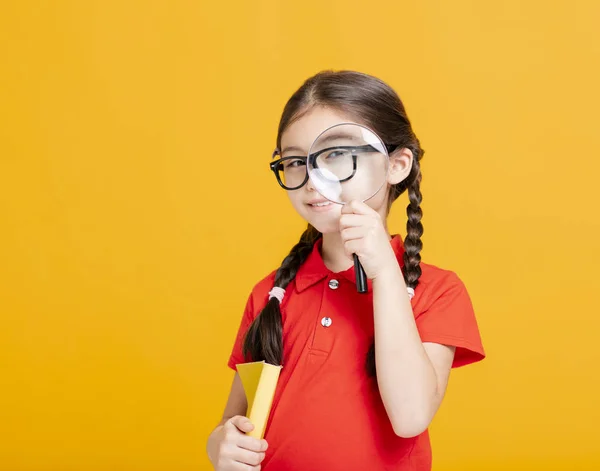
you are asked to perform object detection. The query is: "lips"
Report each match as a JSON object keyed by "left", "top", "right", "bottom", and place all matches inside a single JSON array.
[
  {"left": 306, "top": 198, "right": 332, "bottom": 207},
  {"left": 305, "top": 198, "right": 334, "bottom": 212}
]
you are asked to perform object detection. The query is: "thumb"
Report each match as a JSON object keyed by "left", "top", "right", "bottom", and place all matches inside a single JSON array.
[{"left": 227, "top": 415, "right": 255, "bottom": 434}]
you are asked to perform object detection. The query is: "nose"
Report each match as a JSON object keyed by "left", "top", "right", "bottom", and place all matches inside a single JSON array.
[{"left": 305, "top": 172, "right": 316, "bottom": 192}]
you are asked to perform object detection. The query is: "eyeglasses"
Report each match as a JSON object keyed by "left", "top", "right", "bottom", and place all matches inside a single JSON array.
[{"left": 270, "top": 144, "right": 398, "bottom": 191}]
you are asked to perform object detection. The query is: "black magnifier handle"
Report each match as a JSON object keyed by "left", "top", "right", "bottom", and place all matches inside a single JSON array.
[{"left": 353, "top": 254, "right": 368, "bottom": 293}]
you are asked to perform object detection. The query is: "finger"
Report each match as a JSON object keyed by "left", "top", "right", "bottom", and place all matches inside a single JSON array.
[
  {"left": 226, "top": 416, "right": 254, "bottom": 434},
  {"left": 237, "top": 435, "right": 268, "bottom": 453},
  {"left": 339, "top": 213, "right": 369, "bottom": 229},
  {"left": 343, "top": 239, "right": 362, "bottom": 257},
  {"left": 340, "top": 226, "right": 368, "bottom": 242},
  {"left": 341, "top": 199, "right": 375, "bottom": 215},
  {"left": 233, "top": 448, "right": 265, "bottom": 467}
]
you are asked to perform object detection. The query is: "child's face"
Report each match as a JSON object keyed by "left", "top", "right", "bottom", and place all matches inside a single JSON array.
[{"left": 279, "top": 106, "right": 404, "bottom": 234}]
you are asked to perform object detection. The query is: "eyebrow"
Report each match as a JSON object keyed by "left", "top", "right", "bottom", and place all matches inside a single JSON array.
[
  {"left": 281, "top": 133, "right": 361, "bottom": 156},
  {"left": 280, "top": 145, "right": 306, "bottom": 156},
  {"left": 319, "top": 132, "right": 361, "bottom": 144}
]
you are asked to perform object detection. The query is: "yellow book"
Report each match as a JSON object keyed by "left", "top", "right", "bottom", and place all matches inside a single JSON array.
[{"left": 236, "top": 361, "right": 282, "bottom": 439}]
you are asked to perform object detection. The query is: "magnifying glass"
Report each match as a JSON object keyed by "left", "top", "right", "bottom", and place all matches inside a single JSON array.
[{"left": 307, "top": 123, "right": 392, "bottom": 293}]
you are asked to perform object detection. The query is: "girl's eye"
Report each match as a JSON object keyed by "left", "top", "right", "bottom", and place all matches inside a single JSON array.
[{"left": 284, "top": 159, "right": 305, "bottom": 169}]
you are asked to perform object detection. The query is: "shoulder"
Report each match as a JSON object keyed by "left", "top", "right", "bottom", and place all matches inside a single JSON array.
[
  {"left": 413, "top": 261, "right": 470, "bottom": 313},
  {"left": 418, "top": 262, "right": 465, "bottom": 294}
]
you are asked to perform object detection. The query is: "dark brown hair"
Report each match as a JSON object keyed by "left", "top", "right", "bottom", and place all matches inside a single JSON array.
[{"left": 243, "top": 70, "right": 424, "bottom": 377}]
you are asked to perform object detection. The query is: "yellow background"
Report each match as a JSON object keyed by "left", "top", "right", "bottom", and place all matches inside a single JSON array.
[{"left": 1, "top": 1, "right": 599, "bottom": 470}]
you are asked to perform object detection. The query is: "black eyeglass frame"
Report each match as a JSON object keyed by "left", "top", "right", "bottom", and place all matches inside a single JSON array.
[{"left": 269, "top": 143, "right": 399, "bottom": 191}]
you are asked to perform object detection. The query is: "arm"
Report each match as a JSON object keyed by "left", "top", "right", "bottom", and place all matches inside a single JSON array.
[{"left": 372, "top": 264, "right": 455, "bottom": 438}]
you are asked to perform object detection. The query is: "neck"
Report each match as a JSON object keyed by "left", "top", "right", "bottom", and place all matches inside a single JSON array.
[{"left": 321, "top": 232, "right": 354, "bottom": 273}]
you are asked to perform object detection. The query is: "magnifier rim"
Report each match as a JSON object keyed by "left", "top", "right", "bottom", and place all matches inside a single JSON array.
[{"left": 306, "top": 122, "right": 390, "bottom": 205}]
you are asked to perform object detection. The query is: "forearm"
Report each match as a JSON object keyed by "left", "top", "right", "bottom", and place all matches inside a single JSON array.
[{"left": 372, "top": 263, "right": 439, "bottom": 437}]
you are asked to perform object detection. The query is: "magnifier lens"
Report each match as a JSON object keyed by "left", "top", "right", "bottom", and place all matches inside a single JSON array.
[{"left": 307, "top": 123, "right": 389, "bottom": 204}]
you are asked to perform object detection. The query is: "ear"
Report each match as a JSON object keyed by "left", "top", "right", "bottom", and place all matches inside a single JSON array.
[{"left": 387, "top": 147, "right": 413, "bottom": 185}]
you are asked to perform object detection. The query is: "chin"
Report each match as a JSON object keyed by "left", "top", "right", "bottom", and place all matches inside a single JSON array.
[
  {"left": 307, "top": 217, "right": 340, "bottom": 235},
  {"left": 294, "top": 203, "right": 342, "bottom": 235}
]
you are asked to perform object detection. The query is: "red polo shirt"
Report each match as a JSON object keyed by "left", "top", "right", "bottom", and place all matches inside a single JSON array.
[{"left": 228, "top": 235, "right": 485, "bottom": 470}]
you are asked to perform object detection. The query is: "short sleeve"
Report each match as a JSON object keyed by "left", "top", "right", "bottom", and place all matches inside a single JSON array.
[
  {"left": 227, "top": 293, "right": 256, "bottom": 371},
  {"left": 415, "top": 273, "right": 485, "bottom": 368}
]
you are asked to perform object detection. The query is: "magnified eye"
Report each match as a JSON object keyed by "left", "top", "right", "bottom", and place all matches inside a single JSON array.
[{"left": 323, "top": 149, "right": 348, "bottom": 160}]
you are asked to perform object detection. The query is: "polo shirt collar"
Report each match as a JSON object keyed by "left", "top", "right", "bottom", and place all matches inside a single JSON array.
[{"left": 295, "top": 234, "right": 405, "bottom": 293}]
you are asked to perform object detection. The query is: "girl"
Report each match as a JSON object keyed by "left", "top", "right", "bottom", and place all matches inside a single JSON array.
[{"left": 207, "top": 70, "right": 485, "bottom": 471}]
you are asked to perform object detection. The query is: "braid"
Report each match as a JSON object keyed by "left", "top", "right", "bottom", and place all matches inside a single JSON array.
[
  {"left": 403, "top": 161, "right": 423, "bottom": 290},
  {"left": 243, "top": 225, "right": 321, "bottom": 365}
]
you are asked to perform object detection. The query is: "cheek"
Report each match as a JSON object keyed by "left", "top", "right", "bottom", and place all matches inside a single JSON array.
[
  {"left": 286, "top": 191, "right": 305, "bottom": 212},
  {"left": 365, "top": 186, "right": 391, "bottom": 212}
]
